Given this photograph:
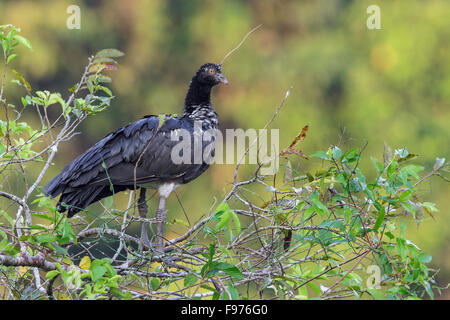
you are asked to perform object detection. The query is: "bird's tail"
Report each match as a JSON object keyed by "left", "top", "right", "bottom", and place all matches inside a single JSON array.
[
  {"left": 44, "top": 173, "right": 65, "bottom": 199},
  {"left": 56, "top": 185, "right": 105, "bottom": 217},
  {"left": 53, "top": 184, "right": 130, "bottom": 217}
]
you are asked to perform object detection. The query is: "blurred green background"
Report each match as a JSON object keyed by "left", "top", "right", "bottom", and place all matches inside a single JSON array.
[{"left": 1, "top": 0, "right": 448, "bottom": 297}]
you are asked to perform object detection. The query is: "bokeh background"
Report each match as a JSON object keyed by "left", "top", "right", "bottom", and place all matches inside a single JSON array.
[{"left": 1, "top": 0, "right": 449, "bottom": 297}]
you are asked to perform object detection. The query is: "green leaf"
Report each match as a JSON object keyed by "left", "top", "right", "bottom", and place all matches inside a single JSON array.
[
  {"left": 318, "top": 220, "right": 343, "bottom": 231},
  {"left": 215, "top": 209, "right": 230, "bottom": 232},
  {"left": 418, "top": 253, "right": 432, "bottom": 264},
  {"left": 97, "top": 75, "right": 112, "bottom": 83},
  {"left": 342, "top": 148, "right": 360, "bottom": 163},
  {"left": 214, "top": 202, "right": 229, "bottom": 216},
  {"left": 60, "top": 219, "right": 76, "bottom": 244},
  {"left": 367, "top": 288, "right": 386, "bottom": 300},
  {"left": 171, "top": 218, "right": 189, "bottom": 227},
  {"left": 317, "top": 229, "right": 333, "bottom": 245},
  {"left": 310, "top": 150, "right": 330, "bottom": 161},
  {"left": 213, "top": 202, "right": 241, "bottom": 234},
  {"left": 86, "top": 77, "right": 94, "bottom": 93},
  {"left": 230, "top": 210, "right": 241, "bottom": 235},
  {"left": 433, "top": 157, "right": 446, "bottom": 171},
  {"left": 218, "top": 246, "right": 232, "bottom": 258},
  {"left": 104, "top": 196, "right": 113, "bottom": 209},
  {"left": 306, "top": 281, "right": 322, "bottom": 295},
  {"left": 396, "top": 237, "right": 407, "bottom": 261},
  {"left": 214, "top": 262, "right": 244, "bottom": 280},
  {"left": 11, "top": 69, "right": 32, "bottom": 92},
  {"left": 96, "top": 48, "right": 124, "bottom": 58},
  {"left": 395, "top": 147, "right": 408, "bottom": 159},
  {"left": 90, "top": 264, "right": 107, "bottom": 282},
  {"left": 310, "top": 195, "right": 330, "bottom": 217},
  {"left": 208, "top": 243, "right": 215, "bottom": 263},
  {"left": 14, "top": 34, "right": 32, "bottom": 50},
  {"left": 386, "top": 160, "right": 398, "bottom": 180},
  {"left": 45, "top": 270, "right": 60, "bottom": 280},
  {"left": 421, "top": 280, "right": 434, "bottom": 299},
  {"left": 371, "top": 156, "right": 384, "bottom": 173},
  {"left": 296, "top": 285, "right": 308, "bottom": 299},
  {"left": 184, "top": 273, "right": 198, "bottom": 287},
  {"left": 35, "top": 233, "right": 58, "bottom": 243},
  {"left": 93, "top": 56, "right": 118, "bottom": 64},
  {"left": 399, "top": 189, "right": 413, "bottom": 201},
  {"left": 98, "top": 85, "right": 113, "bottom": 96},
  {"left": 355, "top": 168, "right": 367, "bottom": 190},
  {"left": 373, "top": 206, "right": 385, "bottom": 232},
  {"left": 226, "top": 283, "right": 239, "bottom": 300},
  {"left": 343, "top": 208, "right": 352, "bottom": 224},
  {"left": 402, "top": 164, "right": 424, "bottom": 180},
  {"left": 53, "top": 243, "right": 68, "bottom": 255},
  {"left": 6, "top": 53, "right": 16, "bottom": 64},
  {"left": 157, "top": 114, "right": 165, "bottom": 129},
  {"left": 332, "top": 146, "right": 342, "bottom": 160},
  {"left": 150, "top": 277, "right": 160, "bottom": 291}
]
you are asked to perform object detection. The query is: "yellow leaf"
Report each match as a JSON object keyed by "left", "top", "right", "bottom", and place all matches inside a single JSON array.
[
  {"left": 79, "top": 256, "right": 91, "bottom": 270},
  {"left": 11, "top": 69, "right": 32, "bottom": 92},
  {"left": 18, "top": 266, "right": 29, "bottom": 276},
  {"left": 170, "top": 218, "right": 189, "bottom": 227}
]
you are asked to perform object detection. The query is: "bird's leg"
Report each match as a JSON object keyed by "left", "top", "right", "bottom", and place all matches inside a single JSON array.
[
  {"left": 155, "top": 194, "right": 168, "bottom": 253},
  {"left": 138, "top": 188, "right": 151, "bottom": 250}
]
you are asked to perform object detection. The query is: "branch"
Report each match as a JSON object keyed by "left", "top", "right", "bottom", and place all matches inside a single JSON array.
[{"left": 0, "top": 252, "right": 56, "bottom": 271}]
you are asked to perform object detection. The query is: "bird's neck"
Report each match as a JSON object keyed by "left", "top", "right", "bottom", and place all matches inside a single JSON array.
[{"left": 183, "top": 78, "right": 213, "bottom": 115}]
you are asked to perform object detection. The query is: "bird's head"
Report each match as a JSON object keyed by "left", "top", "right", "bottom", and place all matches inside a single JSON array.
[{"left": 195, "top": 63, "right": 229, "bottom": 86}]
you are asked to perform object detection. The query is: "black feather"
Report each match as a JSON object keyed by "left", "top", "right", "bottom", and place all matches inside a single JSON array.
[{"left": 44, "top": 63, "right": 225, "bottom": 217}]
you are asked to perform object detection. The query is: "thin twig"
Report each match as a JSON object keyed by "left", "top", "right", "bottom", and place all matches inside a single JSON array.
[{"left": 220, "top": 24, "right": 262, "bottom": 65}]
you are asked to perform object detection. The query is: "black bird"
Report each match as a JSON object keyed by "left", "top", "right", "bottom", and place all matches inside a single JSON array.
[{"left": 44, "top": 63, "right": 228, "bottom": 251}]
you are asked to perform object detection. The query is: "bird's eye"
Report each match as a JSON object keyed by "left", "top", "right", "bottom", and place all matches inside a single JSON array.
[{"left": 208, "top": 69, "right": 215, "bottom": 75}]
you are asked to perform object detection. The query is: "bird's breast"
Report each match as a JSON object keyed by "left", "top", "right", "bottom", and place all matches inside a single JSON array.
[{"left": 158, "top": 182, "right": 179, "bottom": 198}]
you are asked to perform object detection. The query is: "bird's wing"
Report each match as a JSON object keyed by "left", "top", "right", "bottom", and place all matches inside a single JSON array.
[
  {"left": 44, "top": 115, "right": 214, "bottom": 197},
  {"left": 44, "top": 116, "right": 158, "bottom": 196}
]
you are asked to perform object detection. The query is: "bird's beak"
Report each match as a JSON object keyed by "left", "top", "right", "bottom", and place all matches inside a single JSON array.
[{"left": 217, "top": 73, "right": 229, "bottom": 85}]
